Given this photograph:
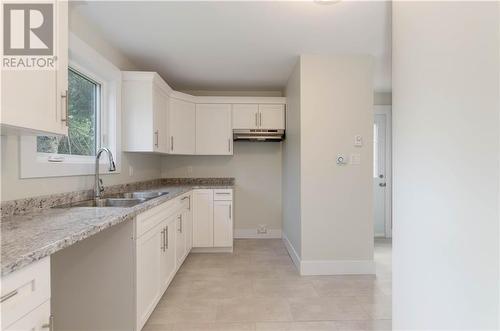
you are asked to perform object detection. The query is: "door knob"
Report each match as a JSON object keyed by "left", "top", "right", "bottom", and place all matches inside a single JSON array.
[{"left": 379, "top": 183, "right": 386, "bottom": 187}]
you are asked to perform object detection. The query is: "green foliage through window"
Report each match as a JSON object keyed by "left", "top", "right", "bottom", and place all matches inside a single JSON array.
[{"left": 37, "top": 68, "right": 99, "bottom": 156}]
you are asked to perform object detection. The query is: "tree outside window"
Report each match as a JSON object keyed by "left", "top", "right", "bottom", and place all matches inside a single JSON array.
[{"left": 37, "top": 68, "right": 99, "bottom": 156}]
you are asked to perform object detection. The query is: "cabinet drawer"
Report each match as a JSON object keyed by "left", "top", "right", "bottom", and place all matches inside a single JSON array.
[
  {"left": 1, "top": 258, "right": 50, "bottom": 330},
  {"left": 136, "top": 199, "right": 176, "bottom": 238},
  {"left": 213, "top": 189, "right": 233, "bottom": 201}
]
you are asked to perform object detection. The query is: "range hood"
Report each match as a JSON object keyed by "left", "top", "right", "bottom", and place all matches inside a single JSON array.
[{"left": 233, "top": 129, "right": 285, "bottom": 141}]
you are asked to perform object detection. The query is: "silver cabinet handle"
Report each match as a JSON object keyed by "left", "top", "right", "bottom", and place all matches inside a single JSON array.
[
  {"left": 160, "top": 228, "right": 165, "bottom": 251},
  {"left": 228, "top": 139, "right": 231, "bottom": 153},
  {"left": 154, "top": 130, "right": 159, "bottom": 147},
  {"left": 259, "top": 112, "right": 262, "bottom": 126},
  {"left": 229, "top": 204, "right": 231, "bottom": 220},
  {"left": 216, "top": 192, "right": 230, "bottom": 195},
  {"left": 165, "top": 226, "right": 169, "bottom": 249},
  {"left": 178, "top": 215, "right": 183, "bottom": 233},
  {"left": 255, "top": 112, "right": 258, "bottom": 127},
  {"left": 0, "top": 290, "right": 18, "bottom": 303},
  {"left": 61, "top": 90, "right": 68, "bottom": 126},
  {"left": 170, "top": 136, "right": 174, "bottom": 151}
]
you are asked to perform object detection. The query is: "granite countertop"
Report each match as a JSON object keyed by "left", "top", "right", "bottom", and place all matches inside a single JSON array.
[{"left": 1, "top": 181, "right": 233, "bottom": 277}]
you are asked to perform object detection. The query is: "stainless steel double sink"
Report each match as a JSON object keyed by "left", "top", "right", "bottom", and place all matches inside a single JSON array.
[{"left": 55, "top": 191, "right": 169, "bottom": 208}]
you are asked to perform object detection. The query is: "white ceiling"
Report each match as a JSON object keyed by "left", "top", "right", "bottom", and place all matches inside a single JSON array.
[{"left": 75, "top": 1, "right": 391, "bottom": 92}]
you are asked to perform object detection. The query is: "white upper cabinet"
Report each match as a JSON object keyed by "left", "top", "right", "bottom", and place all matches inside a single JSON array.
[
  {"left": 232, "top": 104, "right": 285, "bottom": 130},
  {"left": 232, "top": 104, "right": 259, "bottom": 130},
  {"left": 1, "top": 1, "right": 68, "bottom": 136},
  {"left": 122, "top": 72, "right": 169, "bottom": 153},
  {"left": 153, "top": 87, "right": 169, "bottom": 153},
  {"left": 259, "top": 104, "right": 285, "bottom": 130},
  {"left": 195, "top": 104, "right": 232, "bottom": 155},
  {"left": 122, "top": 71, "right": 286, "bottom": 155},
  {"left": 168, "top": 98, "right": 196, "bottom": 154}
]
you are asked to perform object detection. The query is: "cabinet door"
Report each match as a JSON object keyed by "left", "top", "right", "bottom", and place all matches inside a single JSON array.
[
  {"left": 1, "top": 1, "right": 68, "bottom": 135},
  {"left": 136, "top": 224, "right": 162, "bottom": 327},
  {"left": 232, "top": 104, "right": 258, "bottom": 129},
  {"left": 160, "top": 218, "right": 176, "bottom": 291},
  {"left": 175, "top": 213, "right": 186, "bottom": 265},
  {"left": 184, "top": 203, "right": 193, "bottom": 253},
  {"left": 4, "top": 300, "right": 51, "bottom": 331},
  {"left": 195, "top": 104, "right": 232, "bottom": 155},
  {"left": 192, "top": 190, "right": 214, "bottom": 247},
  {"left": 214, "top": 200, "right": 233, "bottom": 247},
  {"left": 259, "top": 104, "right": 285, "bottom": 130},
  {"left": 153, "top": 87, "right": 168, "bottom": 153},
  {"left": 169, "top": 98, "right": 196, "bottom": 154}
]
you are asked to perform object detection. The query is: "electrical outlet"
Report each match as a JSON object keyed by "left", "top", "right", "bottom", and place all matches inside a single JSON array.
[
  {"left": 128, "top": 165, "right": 134, "bottom": 177},
  {"left": 257, "top": 224, "right": 267, "bottom": 234},
  {"left": 187, "top": 166, "right": 193, "bottom": 175}
]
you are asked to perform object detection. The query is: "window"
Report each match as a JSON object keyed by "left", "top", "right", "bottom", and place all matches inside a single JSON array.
[
  {"left": 37, "top": 68, "right": 100, "bottom": 157},
  {"left": 20, "top": 32, "right": 121, "bottom": 178}
]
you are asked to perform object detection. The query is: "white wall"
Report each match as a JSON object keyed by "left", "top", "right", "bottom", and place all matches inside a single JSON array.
[
  {"left": 393, "top": 2, "right": 499, "bottom": 329},
  {"left": 161, "top": 142, "right": 282, "bottom": 234},
  {"left": 300, "top": 55, "right": 374, "bottom": 265},
  {"left": 283, "top": 61, "right": 302, "bottom": 257},
  {"left": 0, "top": 5, "right": 162, "bottom": 201}
]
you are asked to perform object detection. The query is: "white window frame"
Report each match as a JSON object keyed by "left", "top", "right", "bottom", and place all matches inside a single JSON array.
[{"left": 20, "top": 33, "right": 122, "bottom": 178}]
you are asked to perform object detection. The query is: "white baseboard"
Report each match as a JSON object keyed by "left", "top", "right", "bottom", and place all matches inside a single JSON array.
[
  {"left": 191, "top": 247, "right": 233, "bottom": 253},
  {"left": 300, "top": 259, "right": 375, "bottom": 275},
  {"left": 282, "top": 233, "right": 301, "bottom": 271},
  {"left": 234, "top": 229, "right": 282, "bottom": 239},
  {"left": 281, "top": 234, "right": 375, "bottom": 275}
]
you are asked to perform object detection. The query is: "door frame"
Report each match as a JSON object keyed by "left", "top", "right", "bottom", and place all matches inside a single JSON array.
[{"left": 374, "top": 106, "right": 392, "bottom": 238}]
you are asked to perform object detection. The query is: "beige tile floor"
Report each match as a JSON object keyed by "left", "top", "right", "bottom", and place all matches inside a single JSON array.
[{"left": 144, "top": 238, "right": 392, "bottom": 331}]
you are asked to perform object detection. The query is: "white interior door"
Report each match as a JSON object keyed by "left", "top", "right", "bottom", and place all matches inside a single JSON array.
[{"left": 373, "top": 107, "right": 392, "bottom": 238}]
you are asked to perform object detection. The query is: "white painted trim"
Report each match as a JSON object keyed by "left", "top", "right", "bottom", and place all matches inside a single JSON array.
[
  {"left": 122, "top": 71, "right": 286, "bottom": 105},
  {"left": 300, "top": 259, "right": 376, "bottom": 276},
  {"left": 282, "top": 233, "right": 300, "bottom": 271},
  {"left": 374, "top": 105, "right": 392, "bottom": 238},
  {"left": 190, "top": 247, "right": 233, "bottom": 253},
  {"left": 234, "top": 229, "right": 282, "bottom": 239}
]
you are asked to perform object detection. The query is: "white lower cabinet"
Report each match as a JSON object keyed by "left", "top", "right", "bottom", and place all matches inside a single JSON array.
[
  {"left": 192, "top": 190, "right": 214, "bottom": 247},
  {"left": 4, "top": 301, "right": 51, "bottom": 331},
  {"left": 1, "top": 258, "right": 51, "bottom": 331},
  {"left": 136, "top": 221, "right": 163, "bottom": 329},
  {"left": 135, "top": 194, "right": 192, "bottom": 331},
  {"left": 175, "top": 213, "right": 186, "bottom": 265},
  {"left": 159, "top": 217, "right": 176, "bottom": 292},
  {"left": 214, "top": 200, "right": 233, "bottom": 247},
  {"left": 193, "top": 189, "right": 233, "bottom": 249}
]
